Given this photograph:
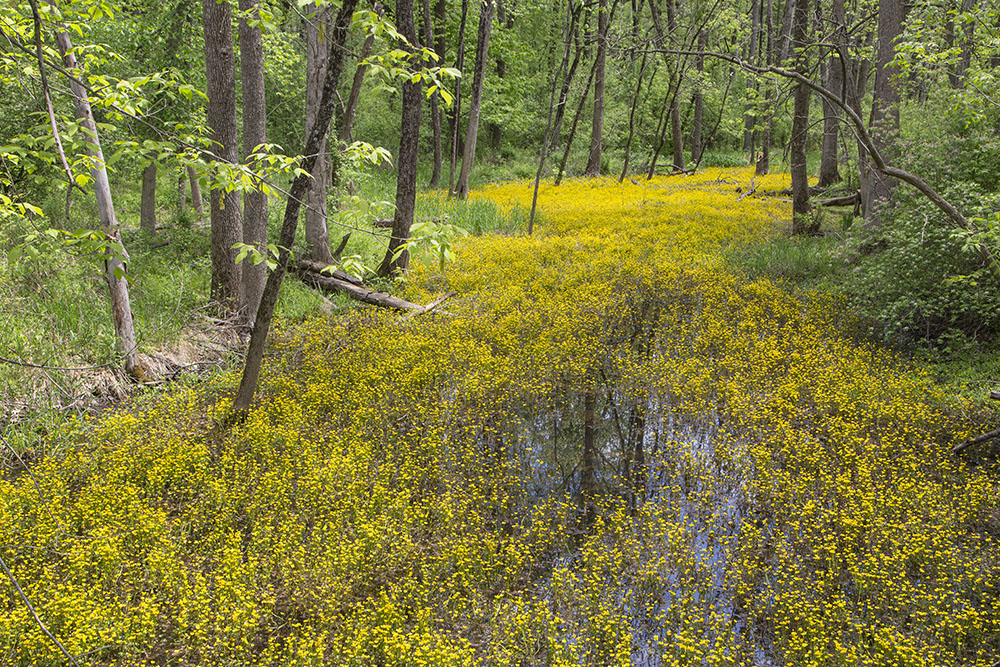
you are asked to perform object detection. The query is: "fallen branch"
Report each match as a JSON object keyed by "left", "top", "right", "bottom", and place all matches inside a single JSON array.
[
  {"left": 815, "top": 191, "right": 860, "bottom": 208},
  {"left": 293, "top": 263, "right": 455, "bottom": 315},
  {"left": 952, "top": 426, "right": 1000, "bottom": 454}
]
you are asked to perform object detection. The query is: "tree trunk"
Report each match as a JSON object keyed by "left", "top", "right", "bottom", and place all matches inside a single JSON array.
[
  {"left": 378, "top": 0, "right": 424, "bottom": 275},
  {"left": 304, "top": 4, "right": 334, "bottom": 263},
  {"left": 52, "top": 25, "right": 141, "bottom": 376},
  {"left": 487, "top": 0, "right": 509, "bottom": 149},
  {"left": 620, "top": 50, "right": 649, "bottom": 181},
  {"left": 422, "top": 0, "right": 443, "bottom": 188},
  {"left": 550, "top": 21, "right": 584, "bottom": 151},
  {"left": 556, "top": 53, "right": 599, "bottom": 185},
  {"left": 778, "top": 0, "right": 795, "bottom": 63},
  {"left": 449, "top": 0, "right": 470, "bottom": 196},
  {"left": 691, "top": 31, "right": 705, "bottom": 164},
  {"left": 790, "top": 0, "right": 812, "bottom": 231},
  {"left": 187, "top": 165, "right": 204, "bottom": 215},
  {"left": 865, "top": 0, "right": 905, "bottom": 225},
  {"left": 743, "top": 0, "right": 761, "bottom": 153},
  {"left": 177, "top": 170, "right": 186, "bottom": 215},
  {"left": 817, "top": 0, "right": 844, "bottom": 186},
  {"left": 239, "top": 0, "right": 268, "bottom": 320},
  {"left": 584, "top": 0, "right": 608, "bottom": 176},
  {"left": 456, "top": 0, "right": 495, "bottom": 199},
  {"left": 756, "top": 0, "right": 774, "bottom": 175},
  {"left": 202, "top": 0, "right": 243, "bottom": 311},
  {"left": 341, "top": 4, "right": 383, "bottom": 143},
  {"left": 234, "top": 0, "right": 359, "bottom": 414},
  {"left": 141, "top": 162, "right": 157, "bottom": 235}
]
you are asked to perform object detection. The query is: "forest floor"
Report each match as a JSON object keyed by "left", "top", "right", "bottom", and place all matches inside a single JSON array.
[{"left": 1, "top": 168, "right": 998, "bottom": 666}]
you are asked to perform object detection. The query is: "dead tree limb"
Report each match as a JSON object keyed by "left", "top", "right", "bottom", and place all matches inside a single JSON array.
[{"left": 952, "top": 426, "right": 1000, "bottom": 454}]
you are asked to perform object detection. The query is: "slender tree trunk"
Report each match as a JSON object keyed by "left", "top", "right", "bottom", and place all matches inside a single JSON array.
[
  {"left": 422, "top": 0, "right": 443, "bottom": 188},
  {"left": 668, "top": 0, "right": 684, "bottom": 170},
  {"left": 756, "top": 0, "right": 774, "bottom": 175},
  {"left": 691, "top": 31, "right": 705, "bottom": 164},
  {"left": 487, "top": 0, "right": 509, "bottom": 149},
  {"left": 304, "top": 4, "right": 334, "bottom": 263},
  {"left": 341, "top": 3, "right": 383, "bottom": 143},
  {"left": 556, "top": 53, "right": 599, "bottom": 185},
  {"left": 52, "top": 25, "right": 141, "bottom": 376},
  {"left": 187, "top": 165, "right": 204, "bottom": 215},
  {"left": 865, "top": 0, "right": 905, "bottom": 225},
  {"left": 239, "top": 0, "right": 268, "bottom": 319},
  {"left": 141, "top": 163, "right": 157, "bottom": 235},
  {"left": 817, "top": 0, "right": 844, "bottom": 186},
  {"left": 379, "top": 0, "right": 424, "bottom": 275},
  {"left": 790, "top": 0, "right": 812, "bottom": 231},
  {"left": 743, "top": 0, "right": 761, "bottom": 153},
  {"left": 778, "top": 0, "right": 795, "bottom": 63},
  {"left": 550, "top": 22, "right": 584, "bottom": 151},
  {"left": 531, "top": 0, "right": 577, "bottom": 233},
  {"left": 584, "top": 0, "right": 608, "bottom": 176},
  {"left": 449, "top": 0, "right": 470, "bottom": 196},
  {"left": 178, "top": 170, "right": 186, "bottom": 215},
  {"left": 202, "top": 0, "right": 243, "bottom": 310},
  {"left": 456, "top": 0, "right": 495, "bottom": 199},
  {"left": 620, "top": 50, "right": 649, "bottom": 181},
  {"left": 955, "top": 0, "right": 978, "bottom": 85},
  {"left": 234, "top": 0, "right": 359, "bottom": 413}
]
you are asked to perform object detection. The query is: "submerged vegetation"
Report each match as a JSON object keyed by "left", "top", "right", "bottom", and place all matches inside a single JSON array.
[{"left": 1, "top": 169, "right": 998, "bottom": 665}]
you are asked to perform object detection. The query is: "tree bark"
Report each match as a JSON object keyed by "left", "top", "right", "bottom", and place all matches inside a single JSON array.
[
  {"left": 449, "top": 0, "right": 470, "bottom": 196},
  {"left": 141, "top": 162, "right": 157, "bottom": 235},
  {"left": 743, "top": 0, "right": 761, "bottom": 154},
  {"left": 239, "top": 0, "right": 268, "bottom": 320},
  {"left": 691, "top": 31, "right": 705, "bottom": 164},
  {"left": 378, "top": 0, "right": 424, "bottom": 275},
  {"left": 756, "top": 0, "right": 774, "bottom": 175},
  {"left": 865, "top": 0, "right": 905, "bottom": 225},
  {"left": 202, "top": 0, "right": 244, "bottom": 311},
  {"left": 620, "top": 50, "right": 649, "bottom": 181},
  {"left": 584, "top": 0, "right": 608, "bottom": 176},
  {"left": 422, "top": 0, "right": 443, "bottom": 188},
  {"left": 52, "top": 24, "right": 141, "bottom": 376},
  {"left": 790, "top": 0, "right": 813, "bottom": 231},
  {"left": 556, "top": 53, "right": 599, "bottom": 185},
  {"left": 341, "top": 3, "right": 383, "bottom": 143},
  {"left": 304, "top": 3, "right": 334, "bottom": 263},
  {"left": 187, "top": 165, "right": 204, "bottom": 215},
  {"left": 550, "top": 18, "right": 585, "bottom": 151},
  {"left": 455, "top": 0, "right": 495, "bottom": 199},
  {"left": 817, "top": 0, "right": 844, "bottom": 186},
  {"left": 234, "top": 0, "right": 359, "bottom": 414}
]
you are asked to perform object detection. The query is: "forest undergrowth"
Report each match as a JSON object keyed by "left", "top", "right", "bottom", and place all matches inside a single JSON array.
[{"left": 1, "top": 168, "right": 997, "bottom": 666}]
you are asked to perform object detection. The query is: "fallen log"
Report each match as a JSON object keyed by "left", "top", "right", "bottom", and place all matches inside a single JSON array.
[
  {"left": 296, "top": 259, "right": 364, "bottom": 286},
  {"left": 815, "top": 191, "right": 860, "bottom": 208},
  {"left": 292, "top": 263, "right": 456, "bottom": 315},
  {"left": 952, "top": 426, "right": 1000, "bottom": 454}
]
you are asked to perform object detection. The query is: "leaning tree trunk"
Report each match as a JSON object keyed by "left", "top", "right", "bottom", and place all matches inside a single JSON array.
[
  {"left": 239, "top": 0, "right": 268, "bottom": 319},
  {"left": 584, "top": 0, "right": 608, "bottom": 176},
  {"left": 53, "top": 24, "right": 141, "bottom": 376},
  {"left": 790, "top": 0, "right": 813, "bottom": 232},
  {"left": 140, "top": 162, "right": 157, "bottom": 235},
  {"left": 202, "top": 0, "right": 244, "bottom": 311},
  {"left": 865, "top": 0, "right": 905, "bottom": 225},
  {"left": 234, "top": 0, "right": 359, "bottom": 414},
  {"left": 340, "top": 2, "right": 383, "bottom": 143},
  {"left": 187, "top": 165, "right": 204, "bottom": 215},
  {"left": 378, "top": 0, "right": 424, "bottom": 275},
  {"left": 422, "top": 0, "right": 443, "bottom": 188},
  {"left": 304, "top": 3, "right": 334, "bottom": 263},
  {"left": 455, "top": 0, "right": 495, "bottom": 200},
  {"left": 691, "top": 32, "right": 705, "bottom": 164}
]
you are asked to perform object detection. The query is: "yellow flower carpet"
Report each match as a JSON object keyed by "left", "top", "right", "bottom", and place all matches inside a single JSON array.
[{"left": 1, "top": 169, "right": 997, "bottom": 665}]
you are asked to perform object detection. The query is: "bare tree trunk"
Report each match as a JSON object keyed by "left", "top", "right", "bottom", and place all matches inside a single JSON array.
[
  {"left": 743, "top": 0, "right": 761, "bottom": 153},
  {"left": 584, "top": 0, "right": 608, "bottom": 176},
  {"left": 52, "top": 25, "right": 141, "bottom": 376},
  {"left": 202, "top": 0, "right": 243, "bottom": 311},
  {"left": 817, "top": 0, "right": 844, "bottom": 186},
  {"left": 239, "top": 0, "right": 268, "bottom": 319},
  {"left": 865, "top": 0, "right": 905, "bottom": 225},
  {"left": 790, "top": 0, "right": 812, "bottom": 231},
  {"left": 756, "top": 0, "right": 774, "bottom": 175},
  {"left": 487, "top": 0, "right": 509, "bottom": 149},
  {"left": 691, "top": 31, "right": 705, "bottom": 164},
  {"left": 177, "top": 170, "right": 186, "bottom": 215},
  {"left": 556, "top": 54, "right": 599, "bottom": 185},
  {"left": 620, "top": 50, "right": 649, "bottom": 181},
  {"left": 187, "top": 165, "right": 204, "bottom": 215},
  {"left": 340, "top": 3, "right": 383, "bottom": 143},
  {"left": 379, "top": 0, "right": 424, "bottom": 275},
  {"left": 304, "top": 4, "right": 334, "bottom": 263},
  {"left": 778, "top": 0, "right": 795, "bottom": 63},
  {"left": 456, "top": 0, "right": 495, "bottom": 199},
  {"left": 550, "top": 21, "right": 584, "bottom": 150},
  {"left": 234, "top": 0, "right": 359, "bottom": 414},
  {"left": 141, "top": 163, "right": 157, "bottom": 235},
  {"left": 422, "top": 0, "right": 443, "bottom": 188},
  {"left": 449, "top": 0, "right": 470, "bottom": 196},
  {"left": 954, "top": 0, "right": 978, "bottom": 85}
]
